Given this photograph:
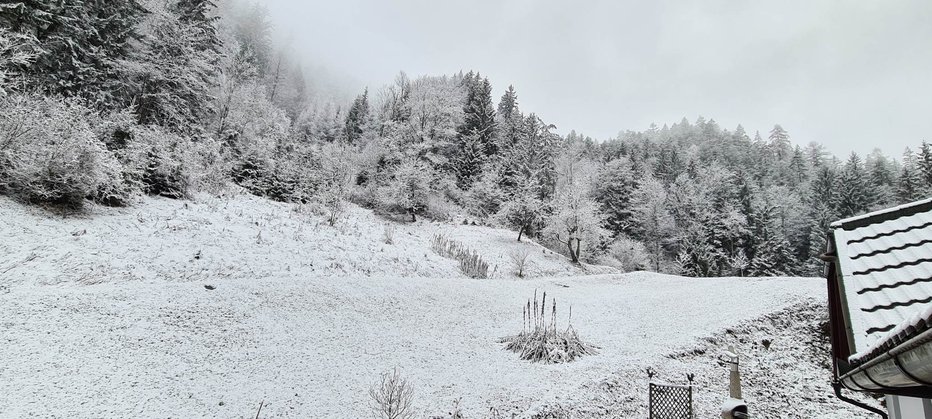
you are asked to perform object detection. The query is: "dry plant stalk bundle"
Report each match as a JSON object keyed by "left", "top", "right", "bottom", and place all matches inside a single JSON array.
[
  {"left": 501, "top": 289, "right": 598, "bottom": 363},
  {"left": 430, "top": 233, "right": 490, "bottom": 279}
]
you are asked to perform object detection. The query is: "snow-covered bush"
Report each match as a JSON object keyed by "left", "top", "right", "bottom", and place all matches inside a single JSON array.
[
  {"left": 369, "top": 368, "right": 416, "bottom": 419},
  {"left": 313, "top": 143, "right": 355, "bottom": 225},
  {"left": 423, "top": 194, "right": 456, "bottom": 222},
  {"left": 220, "top": 81, "right": 291, "bottom": 198},
  {"left": 128, "top": 126, "right": 196, "bottom": 199},
  {"left": 464, "top": 171, "right": 505, "bottom": 219},
  {"left": 92, "top": 111, "right": 224, "bottom": 201},
  {"left": 387, "top": 158, "right": 432, "bottom": 221},
  {"left": 0, "top": 28, "right": 37, "bottom": 94},
  {"left": 501, "top": 290, "right": 598, "bottom": 363},
  {"left": 607, "top": 236, "right": 651, "bottom": 272},
  {"left": 0, "top": 94, "right": 125, "bottom": 208}
]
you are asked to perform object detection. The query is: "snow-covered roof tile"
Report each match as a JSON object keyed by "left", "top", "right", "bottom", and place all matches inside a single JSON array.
[{"left": 831, "top": 198, "right": 932, "bottom": 358}]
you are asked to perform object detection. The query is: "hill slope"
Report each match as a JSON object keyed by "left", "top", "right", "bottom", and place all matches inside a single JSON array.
[{"left": 0, "top": 193, "right": 612, "bottom": 290}]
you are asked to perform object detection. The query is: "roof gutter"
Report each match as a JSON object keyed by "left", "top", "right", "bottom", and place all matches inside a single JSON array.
[{"left": 839, "top": 327, "right": 932, "bottom": 398}]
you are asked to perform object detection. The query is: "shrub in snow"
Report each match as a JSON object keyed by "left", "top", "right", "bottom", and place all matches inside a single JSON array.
[
  {"left": 424, "top": 194, "right": 455, "bottom": 222},
  {"left": 313, "top": 143, "right": 354, "bottom": 225},
  {"left": 430, "top": 233, "right": 490, "bottom": 279},
  {"left": 501, "top": 290, "right": 598, "bottom": 364},
  {"left": 607, "top": 236, "right": 651, "bottom": 272},
  {"left": 729, "top": 250, "right": 750, "bottom": 277},
  {"left": 0, "top": 94, "right": 126, "bottom": 209},
  {"left": 388, "top": 158, "right": 431, "bottom": 221},
  {"left": 218, "top": 81, "right": 291, "bottom": 199},
  {"left": 369, "top": 368, "right": 416, "bottom": 419},
  {"left": 464, "top": 170, "right": 504, "bottom": 218},
  {"left": 93, "top": 113, "right": 225, "bottom": 201},
  {"left": 128, "top": 126, "right": 197, "bottom": 199},
  {"left": 509, "top": 248, "right": 531, "bottom": 278}
]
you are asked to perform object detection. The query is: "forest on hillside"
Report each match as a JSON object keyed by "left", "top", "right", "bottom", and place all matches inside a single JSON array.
[{"left": 1, "top": 0, "right": 930, "bottom": 277}]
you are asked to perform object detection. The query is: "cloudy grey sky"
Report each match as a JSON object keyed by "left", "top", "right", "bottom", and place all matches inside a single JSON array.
[{"left": 263, "top": 0, "right": 932, "bottom": 157}]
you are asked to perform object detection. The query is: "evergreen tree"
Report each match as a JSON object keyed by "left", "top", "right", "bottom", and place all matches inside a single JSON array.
[
  {"left": 768, "top": 124, "right": 791, "bottom": 160},
  {"left": 495, "top": 85, "right": 523, "bottom": 152},
  {"left": 171, "top": 0, "right": 220, "bottom": 52},
  {"left": 788, "top": 146, "right": 807, "bottom": 189},
  {"left": 461, "top": 73, "right": 496, "bottom": 154},
  {"left": 836, "top": 152, "right": 871, "bottom": 218},
  {"left": 867, "top": 149, "right": 896, "bottom": 208},
  {"left": 594, "top": 158, "right": 637, "bottom": 236},
  {"left": 897, "top": 147, "right": 925, "bottom": 203},
  {"left": 344, "top": 88, "right": 370, "bottom": 143},
  {"left": 231, "top": 2, "right": 273, "bottom": 76},
  {"left": 0, "top": 0, "right": 147, "bottom": 107},
  {"left": 918, "top": 142, "right": 932, "bottom": 189},
  {"left": 455, "top": 72, "right": 496, "bottom": 187},
  {"left": 119, "top": 1, "right": 220, "bottom": 130},
  {"left": 734, "top": 124, "right": 749, "bottom": 141},
  {"left": 747, "top": 235, "right": 795, "bottom": 276}
]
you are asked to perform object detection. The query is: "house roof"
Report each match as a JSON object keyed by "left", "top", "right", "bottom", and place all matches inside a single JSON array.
[
  {"left": 848, "top": 304, "right": 932, "bottom": 365},
  {"left": 830, "top": 197, "right": 932, "bottom": 363}
]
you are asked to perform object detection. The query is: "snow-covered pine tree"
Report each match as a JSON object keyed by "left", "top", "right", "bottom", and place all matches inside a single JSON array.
[
  {"left": 918, "top": 142, "right": 932, "bottom": 190},
  {"left": 768, "top": 124, "right": 791, "bottom": 160},
  {"left": 836, "top": 152, "right": 872, "bottom": 218},
  {"left": 0, "top": 0, "right": 146, "bottom": 107},
  {"left": 897, "top": 147, "right": 925, "bottom": 203},
  {"left": 119, "top": 1, "right": 221, "bottom": 131},
  {"left": 747, "top": 235, "right": 795, "bottom": 277},
  {"left": 345, "top": 88, "right": 370, "bottom": 143},
  {"left": 454, "top": 72, "right": 496, "bottom": 188},
  {"left": 594, "top": 157, "right": 637, "bottom": 236},
  {"left": 172, "top": 0, "right": 220, "bottom": 52},
  {"left": 866, "top": 149, "right": 896, "bottom": 208}
]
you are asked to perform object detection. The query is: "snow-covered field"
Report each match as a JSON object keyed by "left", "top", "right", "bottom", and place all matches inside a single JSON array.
[{"left": 0, "top": 194, "right": 873, "bottom": 418}]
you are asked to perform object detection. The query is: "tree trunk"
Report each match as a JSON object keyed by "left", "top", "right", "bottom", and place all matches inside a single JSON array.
[
  {"left": 654, "top": 242, "right": 661, "bottom": 271},
  {"left": 575, "top": 239, "right": 581, "bottom": 262},
  {"left": 567, "top": 238, "right": 579, "bottom": 263},
  {"left": 410, "top": 211, "right": 416, "bottom": 222},
  {"left": 517, "top": 226, "right": 525, "bottom": 242}
]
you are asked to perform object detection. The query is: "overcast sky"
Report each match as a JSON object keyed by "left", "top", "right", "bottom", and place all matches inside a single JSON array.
[{"left": 263, "top": 0, "right": 932, "bottom": 157}]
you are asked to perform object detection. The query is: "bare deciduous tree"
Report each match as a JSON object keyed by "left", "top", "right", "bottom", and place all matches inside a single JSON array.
[
  {"left": 368, "top": 368, "right": 415, "bottom": 419},
  {"left": 509, "top": 249, "right": 530, "bottom": 278}
]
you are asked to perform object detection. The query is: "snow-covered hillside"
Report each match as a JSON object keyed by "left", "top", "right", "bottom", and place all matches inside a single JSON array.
[
  {"left": 0, "top": 194, "right": 872, "bottom": 418},
  {"left": 0, "top": 193, "right": 613, "bottom": 290}
]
